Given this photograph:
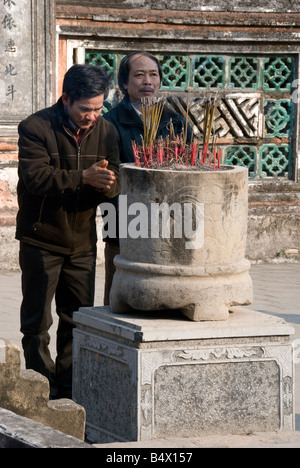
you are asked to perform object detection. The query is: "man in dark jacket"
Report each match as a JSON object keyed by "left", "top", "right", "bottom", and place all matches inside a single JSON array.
[
  {"left": 16, "top": 64, "right": 120, "bottom": 399},
  {"left": 103, "top": 51, "right": 191, "bottom": 304}
]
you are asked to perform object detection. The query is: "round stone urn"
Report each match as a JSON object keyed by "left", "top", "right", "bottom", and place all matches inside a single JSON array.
[{"left": 109, "top": 163, "right": 253, "bottom": 321}]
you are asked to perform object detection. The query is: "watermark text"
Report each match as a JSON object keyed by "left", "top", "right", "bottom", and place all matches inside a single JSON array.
[{"left": 100, "top": 195, "right": 204, "bottom": 250}]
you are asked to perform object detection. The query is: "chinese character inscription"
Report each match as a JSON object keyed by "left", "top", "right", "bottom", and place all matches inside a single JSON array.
[
  {"left": 2, "top": 0, "right": 18, "bottom": 104},
  {"left": 1, "top": 0, "right": 52, "bottom": 133}
]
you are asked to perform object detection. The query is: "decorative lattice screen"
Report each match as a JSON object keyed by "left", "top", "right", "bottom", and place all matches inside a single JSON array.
[{"left": 85, "top": 51, "right": 295, "bottom": 179}]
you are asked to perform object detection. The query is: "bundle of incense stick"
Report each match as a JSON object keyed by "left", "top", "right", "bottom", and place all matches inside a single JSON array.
[
  {"left": 141, "top": 97, "right": 164, "bottom": 148},
  {"left": 202, "top": 96, "right": 217, "bottom": 162},
  {"left": 132, "top": 95, "right": 223, "bottom": 170}
]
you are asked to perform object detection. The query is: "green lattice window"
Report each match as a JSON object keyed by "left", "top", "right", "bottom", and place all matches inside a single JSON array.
[
  {"left": 229, "top": 57, "right": 259, "bottom": 90},
  {"left": 192, "top": 56, "right": 225, "bottom": 89},
  {"left": 158, "top": 55, "right": 190, "bottom": 91},
  {"left": 225, "top": 146, "right": 257, "bottom": 178},
  {"left": 85, "top": 52, "right": 117, "bottom": 83},
  {"left": 85, "top": 50, "right": 296, "bottom": 179},
  {"left": 262, "top": 57, "right": 294, "bottom": 92},
  {"left": 259, "top": 144, "right": 291, "bottom": 178},
  {"left": 264, "top": 99, "right": 293, "bottom": 138},
  {"left": 224, "top": 144, "right": 292, "bottom": 178},
  {"left": 84, "top": 51, "right": 295, "bottom": 94}
]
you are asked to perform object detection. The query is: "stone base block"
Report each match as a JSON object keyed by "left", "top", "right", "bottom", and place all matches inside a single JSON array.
[{"left": 73, "top": 306, "right": 295, "bottom": 443}]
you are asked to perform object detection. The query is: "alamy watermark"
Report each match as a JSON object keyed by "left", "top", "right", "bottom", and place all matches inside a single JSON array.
[{"left": 100, "top": 195, "right": 205, "bottom": 250}]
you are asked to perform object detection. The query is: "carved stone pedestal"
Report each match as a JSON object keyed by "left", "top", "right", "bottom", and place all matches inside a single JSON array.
[{"left": 73, "top": 306, "right": 295, "bottom": 443}]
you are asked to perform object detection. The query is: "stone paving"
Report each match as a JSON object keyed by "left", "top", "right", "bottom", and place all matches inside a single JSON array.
[{"left": 0, "top": 260, "right": 299, "bottom": 447}]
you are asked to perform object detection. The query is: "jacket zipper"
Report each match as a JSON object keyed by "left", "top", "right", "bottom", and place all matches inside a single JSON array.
[
  {"left": 38, "top": 195, "right": 47, "bottom": 223},
  {"left": 65, "top": 126, "right": 94, "bottom": 253}
]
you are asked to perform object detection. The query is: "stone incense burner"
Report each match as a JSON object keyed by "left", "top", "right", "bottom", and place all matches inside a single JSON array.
[{"left": 109, "top": 163, "right": 253, "bottom": 321}]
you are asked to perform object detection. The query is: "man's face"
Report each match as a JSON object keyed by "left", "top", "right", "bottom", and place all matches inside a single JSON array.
[
  {"left": 62, "top": 94, "right": 104, "bottom": 130},
  {"left": 123, "top": 54, "right": 161, "bottom": 105}
]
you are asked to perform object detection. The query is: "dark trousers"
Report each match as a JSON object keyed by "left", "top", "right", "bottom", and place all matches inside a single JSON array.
[{"left": 19, "top": 241, "right": 96, "bottom": 399}]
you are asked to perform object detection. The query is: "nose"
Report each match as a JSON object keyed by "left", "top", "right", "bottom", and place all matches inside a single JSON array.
[
  {"left": 86, "top": 111, "right": 97, "bottom": 121},
  {"left": 143, "top": 73, "right": 152, "bottom": 84}
]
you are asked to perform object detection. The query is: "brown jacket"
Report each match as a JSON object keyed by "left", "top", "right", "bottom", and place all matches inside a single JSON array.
[{"left": 16, "top": 98, "right": 120, "bottom": 254}]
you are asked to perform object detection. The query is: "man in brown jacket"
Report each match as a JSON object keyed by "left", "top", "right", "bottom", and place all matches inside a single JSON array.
[{"left": 16, "top": 64, "right": 120, "bottom": 400}]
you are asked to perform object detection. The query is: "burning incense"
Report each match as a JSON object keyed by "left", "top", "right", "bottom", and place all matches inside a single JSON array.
[
  {"left": 132, "top": 95, "right": 223, "bottom": 171},
  {"left": 141, "top": 97, "right": 164, "bottom": 148}
]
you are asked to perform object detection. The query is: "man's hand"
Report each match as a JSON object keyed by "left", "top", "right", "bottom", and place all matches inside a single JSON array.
[{"left": 82, "top": 160, "right": 116, "bottom": 190}]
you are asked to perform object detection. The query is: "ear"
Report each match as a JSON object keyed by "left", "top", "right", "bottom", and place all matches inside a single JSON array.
[{"left": 62, "top": 93, "right": 70, "bottom": 106}]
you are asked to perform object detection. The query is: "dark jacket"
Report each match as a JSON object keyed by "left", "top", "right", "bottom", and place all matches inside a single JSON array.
[
  {"left": 16, "top": 98, "right": 120, "bottom": 254},
  {"left": 104, "top": 95, "right": 191, "bottom": 163}
]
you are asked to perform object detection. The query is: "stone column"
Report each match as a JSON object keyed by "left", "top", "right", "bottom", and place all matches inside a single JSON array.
[
  {"left": 0, "top": 0, "right": 55, "bottom": 270},
  {"left": 0, "top": 0, "right": 56, "bottom": 136}
]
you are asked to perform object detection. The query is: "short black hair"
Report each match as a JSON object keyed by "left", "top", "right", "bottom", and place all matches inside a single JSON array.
[
  {"left": 118, "top": 51, "right": 163, "bottom": 95},
  {"left": 62, "top": 64, "right": 110, "bottom": 104}
]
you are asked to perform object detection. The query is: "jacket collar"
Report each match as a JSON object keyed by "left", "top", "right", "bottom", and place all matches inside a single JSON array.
[{"left": 117, "top": 95, "right": 143, "bottom": 126}]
